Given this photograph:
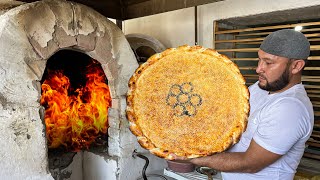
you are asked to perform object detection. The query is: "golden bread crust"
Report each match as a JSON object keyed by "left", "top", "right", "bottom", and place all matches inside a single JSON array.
[{"left": 127, "top": 45, "right": 249, "bottom": 160}]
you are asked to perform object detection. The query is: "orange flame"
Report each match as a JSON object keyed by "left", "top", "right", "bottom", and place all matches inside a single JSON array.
[{"left": 40, "top": 59, "right": 111, "bottom": 151}]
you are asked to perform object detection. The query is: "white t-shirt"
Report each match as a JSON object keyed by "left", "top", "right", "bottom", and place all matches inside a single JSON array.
[{"left": 222, "top": 82, "right": 314, "bottom": 180}]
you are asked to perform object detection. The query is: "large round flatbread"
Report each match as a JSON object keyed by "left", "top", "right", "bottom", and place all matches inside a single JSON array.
[{"left": 126, "top": 45, "right": 249, "bottom": 160}]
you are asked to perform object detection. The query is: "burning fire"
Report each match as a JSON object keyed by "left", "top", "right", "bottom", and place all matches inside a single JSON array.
[{"left": 40, "top": 59, "right": 111, "bottom": 151}]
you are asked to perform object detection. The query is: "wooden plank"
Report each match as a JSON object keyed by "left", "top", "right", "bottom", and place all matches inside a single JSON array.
[
  {"left": 230, "top": 56, "right": 320, "bottom": 61},
  {"left": 308, "top": 94, "right": 320, "bottom": 98},
  {"left": 312, "top": 130, "right": 320, "bottom": 135},
  {"left": 235, "top": 31, "right": 272, "bottom": 37},
  {"left": 306, "top": 141, "right": 320, "bottom": 148},
  {"left": 215, "top": 21, "right": 320, "bottom": 34},
  {"left": 213, "top": 21, "right": 218, "bottom": 49},
  {"left": 232, "top": 34, "right": 236, "bottom": 58},
  {"left": 230, "top": 58, "right": 259, "bottom": 61},
  {"left": 235, "top": 28, "right": 320, "bottom": 37},
  {"left": 305, "top": 85, "right": 320, "bottom": 89},
  {"left": 240, "top": 66, "right": 320, "bottom": 71},
  {"left": 312, "top": 101, "right": 320, "bottom": 105},
  {"left": 312, "top": 102, "right": 320, "bottom": 107},
  {"left": 234, "top": 38, "right": 320, "bottom": 45},
  {"left": 308, "top": 56, "right": 320, "bottom": 60},
  {"left": 215, "top": 37, "right": 264, "bottom": 43},
  {"left": 306, "top": 94, "right": 320, "bottom": 98},
  {"left": 125, "top": 0, "right": 223, "bottom": 20},
  {"left": 304, "top": 42, "right": 320, "bottom": 47},
  {"left": 315, "top": 121, "right": 320, "bottom": 127},
  {"left": 240, "top": 66, "right": 258, "bottom": 70},
  {"left": 218, "top": 48, "right": 258, "bottom": 52},
  {"left": 308, "top": 138, "right": 320, "bottom": 144},
  {"left": 308, "top": 38, "right": 320, "bottom": 42},
  {"left": 236, "top": 38, "right": 320, "bottom": 45},
  {"left": 311, "top": 131, "right": 320, "bottom": 138},
  {"left": 217, "top": 45, "right": 320, "bottom": 52},
  {"left": 312, "top": 101, "right": 320, "bottom": 104},
  {"left": 228, "top": 38, "right": 320, "bottom": 45},
  {"left": 312, "top": 103, "right": 320, "bottom": 107},
  {"left": 215, "top": 33, "right": 320, "bottom": 43},
  {"left": 303, "top": 152, "right": 320, "bottom": 160},
  {"left": 304, "top": 149, "right": 320, "bottom": 158},
  {"left": 303, "top": 76, "right": 320, "bottom": 79},
  {"left": 307, "top": 90, "right": 320, "bottom": 94},
  {"left": 243, "top": 75, "right": 257, "bottom": 79},
  {"left": 315, "top": 111, "right": 320, "bottom": 116},
  {"left": 302, "top": 79, "right": 320, "bottom": 82},
  {"left": 243, "top": 74, "right": 258, "bottom": 77},
  {"left": 293, "top": 28, "right": 320, "bottom": 33},
  {"left": 234, "top": 42, "right": 262, "bottom": 45},
  {"left": 302, "top": 93, "right": 320, "bottom": 98},
  {"left": 298, "top": 158, "right": 320, "bottom": 175}
]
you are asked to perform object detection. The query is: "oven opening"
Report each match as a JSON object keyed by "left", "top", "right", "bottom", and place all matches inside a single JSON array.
[{"left": 40, "top": 50, "right": 111, "bottom": 173}]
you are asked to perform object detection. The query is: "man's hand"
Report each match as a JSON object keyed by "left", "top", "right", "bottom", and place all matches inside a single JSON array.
[{"left": 175, "top": 140, "right": 282, "bottom": 173}]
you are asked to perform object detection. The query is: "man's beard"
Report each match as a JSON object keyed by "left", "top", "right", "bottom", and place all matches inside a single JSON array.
[{"left": 258, "top": 65, "right": 290, "bottom": 92}]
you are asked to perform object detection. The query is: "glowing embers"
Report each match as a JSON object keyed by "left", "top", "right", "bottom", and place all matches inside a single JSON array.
[{"left": 40, "top": 51, "right": 111, "bottom": 151}]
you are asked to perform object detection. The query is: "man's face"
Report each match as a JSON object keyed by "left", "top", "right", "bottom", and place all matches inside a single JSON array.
[{"left": 256, "top": 50, "right": 292, "bottom": 92}]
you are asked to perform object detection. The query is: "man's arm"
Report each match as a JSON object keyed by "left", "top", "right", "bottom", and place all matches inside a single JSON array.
[{"left": 189, "top": 140, "right": 281, "bottom": 173}]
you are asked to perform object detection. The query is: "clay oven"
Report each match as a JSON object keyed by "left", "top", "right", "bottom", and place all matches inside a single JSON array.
[{"left": 0, "top": 0, "right": 165, "bottom": 179}]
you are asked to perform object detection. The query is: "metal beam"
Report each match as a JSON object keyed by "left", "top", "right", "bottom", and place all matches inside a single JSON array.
[
  {"left": 19, "top": 0, "right": 124, "bottom": 19},
  {"left": 18, "top": 0, "right": 225, "bottom": 20},
  {"left": 124, "top": 0, "right": 223, "bottom": 19},
  {"left": 74, "top": 0, "right": 123, "bottom": 19},
  {"left": 123, "top": 0, "right": 150, "bottom": 6}
]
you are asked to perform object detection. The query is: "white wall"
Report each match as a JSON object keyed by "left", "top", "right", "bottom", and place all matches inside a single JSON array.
[
  {"left": 124, "top": 0, "right": 320, "bottom": 48},
  {"left": 124, "top": 7, "right": 196, "bottom": 48}
]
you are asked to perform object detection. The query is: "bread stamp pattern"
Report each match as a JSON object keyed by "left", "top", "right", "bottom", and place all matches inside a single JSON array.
[{"left": 166, "top": 82, "right": 202, "bottom": 117}]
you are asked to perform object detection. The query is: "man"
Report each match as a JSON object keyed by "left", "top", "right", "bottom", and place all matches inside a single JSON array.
[{"left": 180, "top": 29, "right": 314, "bottom": 179}]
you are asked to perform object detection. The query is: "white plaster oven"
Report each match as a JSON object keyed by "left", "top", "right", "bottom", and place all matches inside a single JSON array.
[{"left": 0, "top": 0, "right": 166, "bottom": 179}]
